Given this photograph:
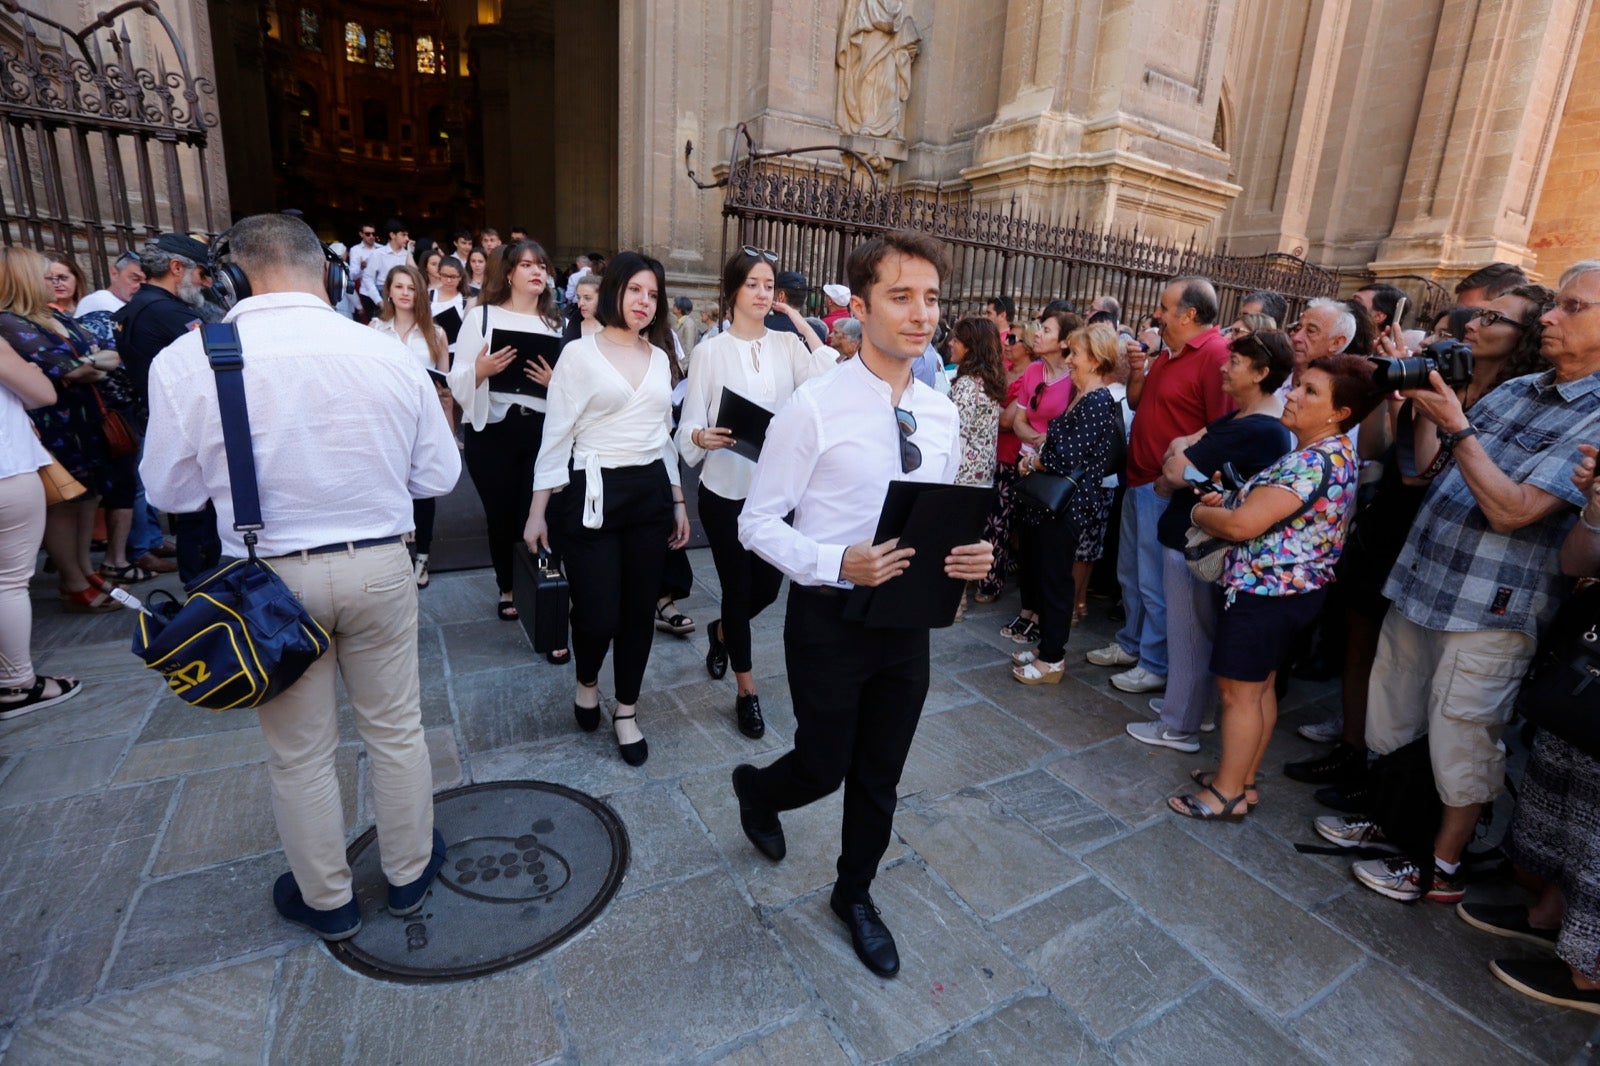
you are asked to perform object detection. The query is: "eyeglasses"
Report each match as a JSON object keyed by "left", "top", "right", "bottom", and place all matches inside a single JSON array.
[
  {"left": 439, "top": 271, "right": 461, "bottom": 281},
  {"left": 1555, "top": 296, "right": 1600, "bottom": 317},
  {"left": 740, "top": 245, "right": 778, "bottom": 263},
  {"left": 45, "top": 272, "right": 72, "bottom": 283},
  {"left": 360, "top": 230, "right": 376, "bottom": 237},
  {"left": 1472, "top": 309, "right": 1524, "bottom": 329},
  {"left": 894, "top": 407, "right": 921, "bottom": 474}
]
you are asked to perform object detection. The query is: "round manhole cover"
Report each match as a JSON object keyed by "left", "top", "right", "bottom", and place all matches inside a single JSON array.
[{"left": 327, "top": 781, "right": 628, "bottom": 983}]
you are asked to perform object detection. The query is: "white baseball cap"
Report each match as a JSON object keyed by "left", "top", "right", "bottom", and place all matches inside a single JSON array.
[{"left": 822, "top": 283, "right": 850, "bottom": 306}]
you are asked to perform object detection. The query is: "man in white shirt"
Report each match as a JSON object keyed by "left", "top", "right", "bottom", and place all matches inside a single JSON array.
[
  {"left": 75, "top": 251, "right": 145, "bottom": 316},
  {"left": 348, "top": 222, "right": 380, "bottom": 321},
  {"left": 142, "top": 213, "right": 461, "bottom": 941},
  {"left": 563, "top": 255, "right": 592, "bottom": 303},
  {"left": 356, "top": 218, "right": 413, "bottom": 312},
  {"left": 733, "top": 231, "right": 993, "bottom": 979}
]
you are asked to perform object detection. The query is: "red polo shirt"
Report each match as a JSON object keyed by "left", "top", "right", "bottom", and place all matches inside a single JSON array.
[{"left": 1126, "top": 326, "right": 1234, "bottom": 487}]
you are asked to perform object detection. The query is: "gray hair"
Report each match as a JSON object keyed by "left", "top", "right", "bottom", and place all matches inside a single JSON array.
[
  {"left": 831, "top": 317, "right": 862, "bottom": 341},
  {"left": 1094, "top": 295, "right": 1121, "bottom": 322},
  {"left": 1560, "top": 260, "right": 1600, "bottom": 289},
  {"left": 138, "top": 243, "right": 195, "bottom": 280},
  {"left": 222, "top": 213, "right": 326, "bottom": 280},
  {"left": 1307, "top": 297, "right": 1355, "bottom": 352}
]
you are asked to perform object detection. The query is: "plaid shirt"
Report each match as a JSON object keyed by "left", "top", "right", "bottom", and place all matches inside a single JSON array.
[{"left": 1385, "top": 369, "right": 1600, "bottom": 638}]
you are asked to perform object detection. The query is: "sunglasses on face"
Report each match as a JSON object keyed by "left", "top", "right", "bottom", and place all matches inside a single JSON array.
[
  {"left": 740, "top": 245, "right": 778, "bottom": 263},
  {"left": 1472, "top": 309, "right": 1524, "bottom": 330},
  {"left": 894, "top": 407, "right": 922, "bottom": 474}
]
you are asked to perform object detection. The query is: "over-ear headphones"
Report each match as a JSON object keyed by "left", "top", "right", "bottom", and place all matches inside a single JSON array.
[{"left": 210, "top": 227, "right": 351, "bottom": 310}]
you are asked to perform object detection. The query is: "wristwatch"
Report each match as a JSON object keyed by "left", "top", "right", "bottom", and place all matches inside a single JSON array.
[{"left": 1436, "top": 423, "right": 1478, "bottom": 451}]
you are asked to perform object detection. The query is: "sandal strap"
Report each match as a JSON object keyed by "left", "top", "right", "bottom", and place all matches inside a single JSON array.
[
  {"left": 612, "top": 711, "right": 636, "bottom": 722},
  {"left": 1201, "top": 782, "right": 1248, "bottom": 815}
]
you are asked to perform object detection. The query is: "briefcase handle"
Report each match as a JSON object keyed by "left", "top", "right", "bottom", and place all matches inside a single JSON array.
[{"left": 536, "top": 547, "right": 563, "bottom": 579}]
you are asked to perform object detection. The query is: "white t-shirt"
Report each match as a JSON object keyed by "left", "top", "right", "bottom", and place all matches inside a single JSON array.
[{"left": 75, "top": 289, "right": 124, "bottom": 316}]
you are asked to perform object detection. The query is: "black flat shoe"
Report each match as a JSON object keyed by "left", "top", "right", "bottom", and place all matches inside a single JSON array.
[
  {"left": 613, "top": 710, "right": 648, "bottom": 766},
  {"left": 735, "top": 692, "right": 765, "bottom": 739},
  {"left": 705, "top": 618, "right": 728, "bottom": 680},
  {"left": 830, "top": 889, "right": 899, "bottom": 978},
  {"left": 731, "top": 764, "right": 785, "bottom": 861},
  {"left": 574, "top": 682, "right": 600, "bottom": 732}
]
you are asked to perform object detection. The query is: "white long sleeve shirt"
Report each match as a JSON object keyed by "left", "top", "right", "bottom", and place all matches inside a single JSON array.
[
  {"left": 533, "top": 334, "right": 681, "bottom": 528},
  {"left": 674, "top": 329, "right": 837, "bottom": 500},
  {"left": 354, "top": 244, "right": 413, "bottom": 305},
  {"left": 448, "top": 303, "right": 562, "bottom": 428},
  {"left": 141, "top": 292, "right": 460, "bottom": 557},
  {"left": 739, "top": 355, "right": 960, "bottom": 587}
]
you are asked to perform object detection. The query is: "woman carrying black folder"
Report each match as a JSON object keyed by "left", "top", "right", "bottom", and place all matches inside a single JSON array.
[
  {"left": 524, "top": 253, "right": 691, "bottom": 766},
  {"left": 675, "top": 248, "right": 836, "bottom": 738},
  {"left": 371, "top": 264, "right": 450, "bottom": 588},
  {"left": 448, "top": 239, "right": 566, "bottom": 647}
]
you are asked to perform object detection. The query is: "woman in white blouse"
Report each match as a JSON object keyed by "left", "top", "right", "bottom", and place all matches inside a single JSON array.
[
  {"left": 676, "top": 248, "right": 835, "bottom": 739},
  {"left": 370, "top": 264, "right": 449, "bottom": 588},
  {"left": 525, "top": 253, "right": 691, "bottom": 766},
  {"left": 449, "top": 240, "right": 566, "bottom": 646}
]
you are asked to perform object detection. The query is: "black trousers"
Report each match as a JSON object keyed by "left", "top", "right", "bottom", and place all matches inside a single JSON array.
[
  {"left": 1017, "top": 515, "right": 1082, "bottom": 662},
  {"left": 698, "top": 484, "right": 783, "bottom": 674},
  {"left": 462, "top": 408, "right": 543, "bottom": 593},
  {"left": 749, "top": 586, "right": 930, "bottom": 900},
  {"left": 552, "top": 461, "right": 673, "bottom": 705},
  {"left": 174, "top": 502, "right": 220, "bottom": 582},
  {"left": 412, "top": 497, "right": 436, "bottom": 555}
]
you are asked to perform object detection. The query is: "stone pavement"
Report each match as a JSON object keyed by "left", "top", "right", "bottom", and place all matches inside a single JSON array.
[{"left": 0, "top": 552, "right": 1591, "bottom": 1065}]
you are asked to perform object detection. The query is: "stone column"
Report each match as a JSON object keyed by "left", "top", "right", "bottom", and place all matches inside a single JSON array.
[
  {"left": 1370, "top": 0, "right": 1593, "bottom": 278},
  {"left": 471, "top": 0, "right": 556, "bottom": 238}
]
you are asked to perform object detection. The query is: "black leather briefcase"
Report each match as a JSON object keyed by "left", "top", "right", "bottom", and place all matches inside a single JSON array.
[{"left": 511, "top": 543, "right": 570, "bottom": 654}]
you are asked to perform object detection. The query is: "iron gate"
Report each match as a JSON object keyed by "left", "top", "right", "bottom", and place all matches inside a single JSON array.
[{"left": 0, "top": 0, "right": 218, "bottom": 288}]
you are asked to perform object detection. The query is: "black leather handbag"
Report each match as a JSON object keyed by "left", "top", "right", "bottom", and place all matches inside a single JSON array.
[
  {"left": 1014, "top": 469, "right": 1084, "bottom": 517},
  {"left": 1516, "top": 583, "right": 1600, "bottom": 758},
  {"left": 512, "top": 543, "right": 570, "bottom": 654}
]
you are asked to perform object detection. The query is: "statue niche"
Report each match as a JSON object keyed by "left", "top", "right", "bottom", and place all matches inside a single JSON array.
[{"left": 835, "top": 0, "right": 920, "bottom": 142}]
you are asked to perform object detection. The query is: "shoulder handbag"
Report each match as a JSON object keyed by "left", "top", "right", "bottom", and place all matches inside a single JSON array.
[
  {"left": 1183, "top": 447, "right": 1333, "bottom": 583},
  {"left": 1515, "top": 582, "right": 1600, "bottom": 758},
  {"left": 1014, "top": 468, "right": 1083, "bottom": 517},
  {"left": 130, "top": 323, "right": 331, "bottom": 711}
]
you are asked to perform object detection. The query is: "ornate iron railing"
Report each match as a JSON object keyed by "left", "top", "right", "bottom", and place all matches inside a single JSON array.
[
  {"left": 0, "top": 0, "right": 218, "bottom": 287},
  {"left": 695, "top": 125, "right": 1347, "bottom": 329}
]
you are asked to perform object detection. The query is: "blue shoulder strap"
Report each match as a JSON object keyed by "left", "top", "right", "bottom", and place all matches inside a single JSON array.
[{"left": 198, "top": 322, "right": 264, "bottom": 543}]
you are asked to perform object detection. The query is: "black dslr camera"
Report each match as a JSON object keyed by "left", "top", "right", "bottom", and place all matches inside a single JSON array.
[{"left": 1370, "top": 339, "right": 1474, "bottom": 391}]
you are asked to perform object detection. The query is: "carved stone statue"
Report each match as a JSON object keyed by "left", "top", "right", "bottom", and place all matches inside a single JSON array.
[{"left": 835, "top": 0, "right": 920, "bottom": 141}]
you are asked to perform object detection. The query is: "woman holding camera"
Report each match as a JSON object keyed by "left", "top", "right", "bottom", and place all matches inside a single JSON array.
[
  {"left": 1172, "top": 355, "right": 1381, "bottom": 818},
  {"left": 1127, "top": 330, "right": 1295, "bottom": 753}
]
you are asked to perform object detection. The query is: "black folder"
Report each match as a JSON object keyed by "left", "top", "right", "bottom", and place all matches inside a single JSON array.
[
  {"left": 716, "top": 387, "right": 775, "bottom": 461},
  {"left": 844, "top": 481, "right": 994, "bottom": 628},
  {"left": 486, "top": 330, "right": 563, "bottom": 397},
  {"left": 434, "top": 304, "right": 463, "bottom": 345},
  {"left": 426, "top": 368, "right": 449, "bottom": 387}
]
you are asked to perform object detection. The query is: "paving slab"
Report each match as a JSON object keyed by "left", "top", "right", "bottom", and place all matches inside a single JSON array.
[
  {"left": 450, "top": 662, "right": 588, "bottom": 753},
  {"left": 269, "top": 945, "right": 560, "bottom": 1063},
  {"left": 767, "top": 862, "right": 1029, "bottom": 1063},
  {"left": 32, "top": 637, "right": 160, "bottom": 684},
  {"left": 0, "top": 684, "right": 152, "bottom": 754},
  {"left": 1112, "top": 981, "right": 1316, "bottom": 1065},
  {"left": 635, "top": 686, "right": 787, "bottom": 779},
  {"left": 470, "top": 733, "right": 663, "bottom": 797},
  {"left": 604, "top": 783, "right": 722, "bottom": 895},
  {"left": 895, "top": 789, "right": 1084, "bottom": 919},
  {"left": 0, "top": 780, "right": 174, "bottom": 1023},
  {"left": 114, "top": 726, "right": 267, "bottom": 783},
  {"left": 107, "top": 852, "right": 305, "bottom": 991},
  {"left": 908, "top": 995, "right": 1114, "bottom": 1065},
  {"left": 1318, "top": 887, "right": 1595, "bottom": 1061},
  {"left": 417, "top": 569, "right": 502, "bottom": 627},
  {"left": 900, "top": 702, "right": 1056, "bottom": 800},
  {"left": 1292, "top": 960, "right": 1527, "bottom": 1065},
  {"left": 550, "top": 871, "right": 806, "bottom": 1064},
  {"left": 984, "top": 769, "right": 1125, "bottom": 855},
  {"left": 681, "top": 767, "right": 910, "bottom": 908},
  {"left": 709, "top": 1016, "right": 853, "bottom": 1065},
  {"left": 671, "top": 677, "right": 797, "bottom": 748},
  {"left": 0, "top": 734, "right": 128, "bottom": 808},
  {"left": 1084, "top": 822, "right": 1361, "bottom": 1018},
  {"left": 3, "top": 958, "right": 274, "bottom": 1065},
  {"left": 440, "top": 617, "right": 542, "bottom": 676},
  {"left": 993, "top": 877, "right": 1210, "bottom": 1041},
  {"left": 138, "top": 693, "right": 260, "bottom": 744},
  {"left": 983, "top": 669, "right": 1145, "bottom": 752},
  {"left": 1048, "top": 738, "right": 1191, "bottom": 827}
]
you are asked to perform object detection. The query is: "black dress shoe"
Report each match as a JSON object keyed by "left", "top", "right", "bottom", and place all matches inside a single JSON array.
[
  {"left": 1315, "top": 779, "right": 1372, "bottom": 813},
  {"left": 705, "top": 618, "right": 728, "bottom": 680},
  {"left": 731, "top": 764, "right": 784, "bottom": 861},
  {"left": 830, "top": 890, "right": 899, "bottom": 978},
  {"left": 735, "top": 692, "right": 765, "bottom": 739},
  {"left": 1284, "top": 741, "right": 1366, "bottom": 785},
  {"left": 613, "top": 711, "right": 648, "bottom": 766}
]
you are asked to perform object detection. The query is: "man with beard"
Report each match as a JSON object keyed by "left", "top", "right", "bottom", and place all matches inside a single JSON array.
[{"left": 115, "top": 233, "right": 214, "bottom": 578}]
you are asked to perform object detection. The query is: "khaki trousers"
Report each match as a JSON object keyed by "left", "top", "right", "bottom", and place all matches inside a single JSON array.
[
  {"left": 259, "top": 541, "right": 432, "bottom": 910},
  {"left": 0, "top": 470, "right": 46, "bottom": 687}
]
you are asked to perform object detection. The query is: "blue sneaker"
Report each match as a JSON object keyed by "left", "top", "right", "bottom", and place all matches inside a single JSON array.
[
  {"left": 387, "top": 828, "right": 448, "bottom": 916},
  {"left": 272, "top": 872, "right": 361, "bottom": 941}
]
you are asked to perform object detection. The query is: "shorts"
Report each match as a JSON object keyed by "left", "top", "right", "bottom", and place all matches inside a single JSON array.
[{"left": 1209, "top": 586, "right": 1328, "bottom": 682}]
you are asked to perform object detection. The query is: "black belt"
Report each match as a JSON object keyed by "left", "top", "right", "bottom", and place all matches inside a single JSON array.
[
  {"left": 795, "top": 584, "right": 848, "bottom": 599},
  {"left": 300, "top": 535, "right": 406, "bottom": 556}
]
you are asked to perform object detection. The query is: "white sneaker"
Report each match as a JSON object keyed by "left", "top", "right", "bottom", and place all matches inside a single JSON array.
[
  {"left": 1111, "top": 666, "right": 1166, "bottom": 693},
  {"left": 1125, "top": 720, "right": 1200, "bottom": 753},
  {"left": 1086, "top": 642, "right": 1138, "bottom": 667},
  {"left": 1297, "top": 715, "right": 1344, "bottom": 744}
]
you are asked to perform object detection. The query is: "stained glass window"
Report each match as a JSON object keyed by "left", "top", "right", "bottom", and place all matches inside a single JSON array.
[
  {"left": 416, "top": 35, "right": 437, "bottom": 74},
  {"left": 299, "top": 8, "right": 319, "bottom": 50},
  {"left": 373, "top": 29, "right": 395, "bottom": 69},
  {"left": 344, "top": 21, "right": 367, "bottom": 63}
]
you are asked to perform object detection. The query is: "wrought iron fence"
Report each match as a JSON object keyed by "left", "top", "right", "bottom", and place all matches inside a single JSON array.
[
  {"left": 698, "top": 126, "right": 1349, "bottom": 332},
  {"left": 0, "top": 0, "right": 218, "bottom": 288}
]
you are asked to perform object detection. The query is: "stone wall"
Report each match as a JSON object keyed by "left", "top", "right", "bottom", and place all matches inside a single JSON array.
[{"left": 1527, "top": 9, "right": 1600, "bottom": 282}]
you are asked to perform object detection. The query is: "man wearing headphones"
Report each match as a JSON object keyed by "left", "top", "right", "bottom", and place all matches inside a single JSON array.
[{"left": 141, "top": 213, "right": 461, "bottom": 940}]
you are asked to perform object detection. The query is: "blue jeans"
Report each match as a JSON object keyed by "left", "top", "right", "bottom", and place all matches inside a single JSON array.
[
  {"left": 1111, "top": 482, "right": 1168, "bottom": 676},
  {"left": 128, "top": 439, "right": 164, "bottom": 559},
  {"left": 1159, "top": 547, "right": 1215, "bottom": 732}
]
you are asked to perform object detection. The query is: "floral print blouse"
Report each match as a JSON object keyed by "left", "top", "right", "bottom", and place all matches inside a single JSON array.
[
  {"left": 950, "top": 372, "right": 1001, "bottom": 487},
  {"left": 1221, "top": 435, "right": 1358, "bottom": 597}
]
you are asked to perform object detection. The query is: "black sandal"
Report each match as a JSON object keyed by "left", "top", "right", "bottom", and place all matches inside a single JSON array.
[
  {"left": 546, "top": 647, "right": 571, "bottom": 665},
  {"left": 0, "top": 675, "right": 82, "bottom": 721},
  {"left": 98, "top": 562, "right": 155, "bottom": 584},
  {"left": 612, "top": 710, "right": 648, "bottom": 766},
  {"left": 496, "top": 598, "right": 518, "bottom": 621},
  {"left": 1190, "top": 770, "right": 1259, "bottom": 810},
  {"left": 654, "top": 602, "right": 695, "bottom": 636},
  {"left": 1169, "top": 783, "right": 1250, "bottom": 821},
  {"left": 574, "top": 681, "right": 600, "bottom": 732}
]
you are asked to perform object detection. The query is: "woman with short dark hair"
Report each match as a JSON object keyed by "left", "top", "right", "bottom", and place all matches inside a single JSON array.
[{"left": 525, "top": 253, "right": 691, "bottom": 766}]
